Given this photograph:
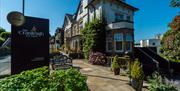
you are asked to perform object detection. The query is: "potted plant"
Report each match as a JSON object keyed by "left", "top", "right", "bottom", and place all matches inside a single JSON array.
[
  {"left": 111, "top": 55, "right": 120, "bottom": 75},
  {"left": 131, "top": 59, "right": 144, "bottom": 91}
]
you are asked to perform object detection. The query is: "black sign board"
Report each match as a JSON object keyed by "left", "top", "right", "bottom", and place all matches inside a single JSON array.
[{"left": 11, "top": 16, "right": 49, "bottom": 74}]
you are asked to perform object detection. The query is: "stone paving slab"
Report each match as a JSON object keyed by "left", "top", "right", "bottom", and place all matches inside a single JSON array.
[{"left": 73, "top": 59, "right": 136, "bottom": 91}]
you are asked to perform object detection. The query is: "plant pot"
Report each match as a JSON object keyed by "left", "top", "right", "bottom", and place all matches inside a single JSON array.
[
  {"left": 114, "top": 68, "right": 120, "bottom": 75},
  {"left": 131, "top": 79, "right": 143, "bottom": 91}
]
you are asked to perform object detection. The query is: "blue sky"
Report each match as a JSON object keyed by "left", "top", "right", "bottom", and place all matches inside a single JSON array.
[{"left": 0, "top": 0, "right": 179, "bottom": 42}]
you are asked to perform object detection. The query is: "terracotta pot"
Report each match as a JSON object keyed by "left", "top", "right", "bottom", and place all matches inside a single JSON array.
[{"left": 114, "top": 68, "right": 120, "bottom": 75}]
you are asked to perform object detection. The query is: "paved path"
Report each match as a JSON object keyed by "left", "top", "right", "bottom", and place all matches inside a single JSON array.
[
  {"left": 73, "top": 59, "right": 136, "bottom": 91},
  {"left": 0, "top": 55, "right": 11, "bottom": 76}
]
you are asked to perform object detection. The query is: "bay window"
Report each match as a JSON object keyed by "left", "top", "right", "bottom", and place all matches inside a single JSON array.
[
  {"left": 126, "top": 34, "right": 133, "bottom": 51},
  {"left": 114, "top": 33, "right": 123, "bottom": 52}
]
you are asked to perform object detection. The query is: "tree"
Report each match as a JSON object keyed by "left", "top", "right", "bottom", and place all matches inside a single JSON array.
[
  {"left": 161, "top": 15, "right": 180, "bottom": 62},
  {"left": 170, "top": 0, "right": 180, "bottom": 7},
  {"left": 0, "top": 32, "right": 11, "bottom": 40},
  {"left": 0, "top": 28, "right": 5, "bottom": 34}
]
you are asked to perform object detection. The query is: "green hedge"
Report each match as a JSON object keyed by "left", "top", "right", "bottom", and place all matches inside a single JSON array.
[{"left": 0, "top": 67, "right": 88, "bottom": 91}]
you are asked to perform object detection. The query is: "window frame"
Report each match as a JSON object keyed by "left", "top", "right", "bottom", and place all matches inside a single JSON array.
[{"left": 114, "top": 33, "right": 123, "bottom": 52}]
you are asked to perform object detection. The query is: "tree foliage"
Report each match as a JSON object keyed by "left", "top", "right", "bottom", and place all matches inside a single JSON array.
[
  {"left": 81, "top": 19, "right": 106, "bottom": 59},
  {"left": 0, "top": 32, "right": 11, "bottom": 40},
  {"left": 170, "top": 0, "right": 180, "bottom": 7},
  {"left": 161, "top": 15, "right": 180, "bottom": 62},
  {"left": 0, "top": 28, "right": 5, "bottom": 34}
]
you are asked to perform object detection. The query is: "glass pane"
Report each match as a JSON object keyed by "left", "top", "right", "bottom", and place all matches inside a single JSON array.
[
  {"left": 126, "top": 42, "right": 131, "bottom": 50},
  {"left": 126, "top": 34, "right": 133, "bottom": 41},
  {"left": 116, "top": 41, "right": 122, "bottom": 50},
  {"left": 114, "top": 33, "right": 123, "bottom": 41}
]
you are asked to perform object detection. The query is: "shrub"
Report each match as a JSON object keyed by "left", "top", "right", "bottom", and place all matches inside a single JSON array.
[
  {"left": 0, "top": 67, "right": 88, "bottom": 91},
  {"left": 131, "top": 59, "right": 144, "bottom": 80},
  {"left": 131, "top": 59, "right": 144, "bottom": 91},
  {"left": 148, "top": 72, "right": 178, "bottom": 91},
  {"left": 88, "top": 52, "right": 107, "bottom": 65},
  {"left": 111, "top": 55, "right": 119, "bottom": 70}
]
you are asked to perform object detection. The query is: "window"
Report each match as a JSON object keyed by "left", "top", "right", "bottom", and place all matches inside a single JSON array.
[
  {"left": 79, "top": 4, "right": 83, "bottom": 14},
  {"left": 126, "top": 16, "right": 131, "bottom": 21},
  {"left": 115, "top": 13, "right": 124, "bottom": 22},
  {"left": 126, "top": 42, "right": 131, "bottom": 51},
  {"left": 126, "top": 34, "right": 133, "bottom": 41},
  {"left": 114, "top": 33, "right": 123, "bottom": 51},
  {"left": 126, "top": 34, "right": 133, "bottom": 51},
  {"left": 107, "top": 42, "right": 113, "bottom": 51},
  {"left": 152, "top": 43, "right": 155, "bottom": 45},
  {"left": 79, "top": 20, "right": 83, "bottom": 30}
]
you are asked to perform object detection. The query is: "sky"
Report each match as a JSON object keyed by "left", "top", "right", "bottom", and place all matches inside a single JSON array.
[{"left": 0, "top": 0, "right": 179, "bottom": 42}]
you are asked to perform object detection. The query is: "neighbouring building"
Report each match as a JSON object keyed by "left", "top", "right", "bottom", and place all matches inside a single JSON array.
[
  {"left": 140, "top": 35, "right": 161, "bottom": 54},
  {"left": 63, "top": 0, "right": 138, "bottom": 55},
  {"left": 54, "top": 27, "right": 64, "bottom": 50}
]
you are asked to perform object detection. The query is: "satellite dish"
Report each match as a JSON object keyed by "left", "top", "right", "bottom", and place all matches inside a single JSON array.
[{"left": 7, "top": 11, "right": 25, "bottom": 26}]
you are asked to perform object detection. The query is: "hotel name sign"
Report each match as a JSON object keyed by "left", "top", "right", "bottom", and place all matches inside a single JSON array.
[{"left": 9, "top": 11, "right": 49, "bottom": 74}]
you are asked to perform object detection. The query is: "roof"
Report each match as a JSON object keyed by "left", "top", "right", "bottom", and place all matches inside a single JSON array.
[
  {"left": 66, "top": 14, "right": 74, "bottom": 22},
  {"left": 86, "top": 0, "right": 139, "bottom": 11}
]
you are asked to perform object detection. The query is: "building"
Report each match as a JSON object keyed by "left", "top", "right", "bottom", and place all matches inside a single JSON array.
[
  {"left": 54, "top": 28, "right": 64, "bottom": 50},
  {"left": 63, "top": 0, "right": 138, "bottom": 55},
  {"left": 140, "top": 39, "right": 161, "bottom": 54}
]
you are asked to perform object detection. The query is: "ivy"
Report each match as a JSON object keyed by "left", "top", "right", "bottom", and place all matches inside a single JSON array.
[{"left": 81, "top": 19, "right": 106, "bottom": 59}]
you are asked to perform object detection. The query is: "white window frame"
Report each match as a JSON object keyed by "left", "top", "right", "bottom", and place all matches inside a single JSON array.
[{"left": 114, "top": 33, "right": 123, "bottom": 52}]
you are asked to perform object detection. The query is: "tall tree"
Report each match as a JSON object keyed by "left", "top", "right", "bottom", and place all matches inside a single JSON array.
[
  {"left": 170, "top": 0, "right": 180, "bottom": 7},
  {"left": 0, "top": 28, "right": 5, "bottom": 34},
  {"left": 161, "top": 15, "right": 180, "bottom": 62}
]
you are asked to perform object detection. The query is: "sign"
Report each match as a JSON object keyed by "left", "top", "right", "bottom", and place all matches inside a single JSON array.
[
  {"left": 11, "top": 16, "right": 49, "bottom": 74},
  {"left": 7, "top": 11, "right": 25, "bottom": 26}
]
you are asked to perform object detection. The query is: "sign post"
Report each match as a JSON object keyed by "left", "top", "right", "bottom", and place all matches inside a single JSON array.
[{"left": 11, "top": 16, "right": 49, "bottom": 74}]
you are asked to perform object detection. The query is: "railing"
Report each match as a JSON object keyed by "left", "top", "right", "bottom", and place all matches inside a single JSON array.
[{"left": 106, "top": 21, "right": 133, "bottom": 30}]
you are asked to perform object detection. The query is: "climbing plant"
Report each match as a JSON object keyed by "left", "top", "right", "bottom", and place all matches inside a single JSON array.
[{"left": 81, "top": 19, "right": 106, "bottom": 59}]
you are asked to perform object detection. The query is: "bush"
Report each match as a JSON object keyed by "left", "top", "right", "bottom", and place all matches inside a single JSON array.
[
  {"left": 0, "top": 67, "right": 88, "bottom": 91},
  {"left": 88, "top": 52, "right": 107, "bottom": 65},
  {"left": 131, "top": 59, "right": 144, "bottom": 80},
  {"left": 148, "top": 72, "right": 178, "bottom": 91},
  {"left": 131, "top": 59, "right": 144, "bottom": 91},
  {"left": 111, "top": 55, "right": 119, "bottom": 70}
]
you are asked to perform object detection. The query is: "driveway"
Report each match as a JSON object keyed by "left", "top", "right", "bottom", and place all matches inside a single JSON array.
[{"left": 73, "top": 59, "right": 136, "bottom": 91}]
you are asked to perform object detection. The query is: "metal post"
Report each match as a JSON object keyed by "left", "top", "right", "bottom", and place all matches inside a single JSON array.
[{"left": 22, "top": 0, "right": 25, "bottom": 15}]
